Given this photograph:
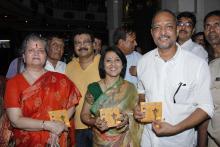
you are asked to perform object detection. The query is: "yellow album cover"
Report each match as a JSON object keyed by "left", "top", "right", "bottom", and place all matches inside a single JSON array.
[
  {"left": 48, "top": 109, "right": 70, "bottom": 127},
  {"left": 100, "top": 107, "right": 121, "bottom": 128},
  {"left": 140, "top": 102, "right": 162, "bottom": 123}
]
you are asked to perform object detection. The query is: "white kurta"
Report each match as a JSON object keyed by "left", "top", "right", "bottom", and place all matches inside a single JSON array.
[
  {"left": 181, "top": 39, "right": 208, "bottom": 62},
  {"left": 44, "top": 60, "right": 66, "bottom": 74},
  {"left": 125, "top": 51, "right": 142, "bottom": 87},
  {"left": 137, "top": 44, "right": 214, "bottom": 147}
]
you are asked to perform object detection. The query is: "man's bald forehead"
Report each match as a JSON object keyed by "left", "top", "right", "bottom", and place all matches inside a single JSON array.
[{"left": 152, "top": 9, "right": 177, "bottom": 26}]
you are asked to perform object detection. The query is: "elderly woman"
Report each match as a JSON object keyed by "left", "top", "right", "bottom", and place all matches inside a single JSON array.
[
  {"left": 4, "top": 34, "right": 81, "bottom": 147},
  {"left": 81, "top": 47, "right": 142, "bottom": 146}
]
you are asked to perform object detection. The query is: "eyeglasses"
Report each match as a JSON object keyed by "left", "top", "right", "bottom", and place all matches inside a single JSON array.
[
  {"left": 74, "top": 40, "right": 92, "bottom": 47},
  {"left": 173, "top": 82, "right": 186, "bottom": 103},
  {"left": 177, "top": 22, "right": 193, "bottom": 27}
]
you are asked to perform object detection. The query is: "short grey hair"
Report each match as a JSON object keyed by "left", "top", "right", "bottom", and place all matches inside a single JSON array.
[{"left": 20, "top": 33, "right": 47, "bottom": 54}]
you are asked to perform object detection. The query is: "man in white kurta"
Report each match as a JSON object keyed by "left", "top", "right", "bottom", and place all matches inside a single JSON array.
[
  {"left": 180, "top": 39, "right": 208, "bottom": 61},
  {"left": 44, "top": 35, "right": 66, "bottom": 74},
  {"left": 45, "top": 60, "right": 66, "bottom": 74},
  {"left": 134, "top": 10, "right": 214, "bottom": 147},
  {"left": 125, "top": 51, "right": 142, "bottom": 87},
  {"left": 113, "top": 26, "right": 142, "bottom": 88},
  {"left": 177, "top": 11, "right": 208, "bottom": 61},
  {"left": 137, "top": 44, "right": 213, "bottom": 147}
]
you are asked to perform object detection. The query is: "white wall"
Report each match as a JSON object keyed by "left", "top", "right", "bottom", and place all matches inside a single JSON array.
[
  {"left": 196, "top": 0, "right": 205, "bottom": 32},
  {"left": 205, "top": 0, "right": 220, "bottom": 15},
  {"left": 197, "top": 0, "right": 220, "bottom": 32},
  {"left": 161, "top": 0, "right": 178, "bottom": 13},
  {"left": 178, "top": 0, "right": 196, "bottom": 12}
]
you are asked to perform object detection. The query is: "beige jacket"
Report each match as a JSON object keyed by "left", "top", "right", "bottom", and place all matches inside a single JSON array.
[{"left": 208, "top": 58, "right": 220, "bottom": 146}]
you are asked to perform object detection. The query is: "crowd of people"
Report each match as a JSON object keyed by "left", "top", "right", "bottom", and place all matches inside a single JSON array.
[{"left": 0, "top": 9, "right": 220, "bottom": 147}]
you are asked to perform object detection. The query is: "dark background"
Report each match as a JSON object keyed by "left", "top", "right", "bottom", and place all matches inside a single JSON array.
[{"left": 0, "top": 0, "right": 160, "bottom": 75}]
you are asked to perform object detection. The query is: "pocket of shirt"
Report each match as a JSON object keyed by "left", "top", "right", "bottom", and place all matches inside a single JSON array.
[
  {"left": 211, "top": 81, "right": 220, "bottom": 105},
  {"left": 172, "top": 83, "right": 192, "bottom": 104},
  {"left": 211, "top": 80, "right": 220, "bottom": 89}
]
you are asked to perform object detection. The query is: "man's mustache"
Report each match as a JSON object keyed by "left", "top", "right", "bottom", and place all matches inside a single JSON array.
[
  {"left": 179, "top": 30, "right": 187, "bottom": 34},
  {"left": 159, "top": 35, "right": 170, "bottom": 40}
]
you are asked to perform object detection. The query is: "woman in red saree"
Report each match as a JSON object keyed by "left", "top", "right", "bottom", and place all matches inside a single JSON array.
[{"left": 4, "top": 34, "right": 81, "bottom": 147}]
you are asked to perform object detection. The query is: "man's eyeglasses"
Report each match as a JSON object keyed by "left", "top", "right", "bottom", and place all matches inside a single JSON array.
[
  {"left": 177, "top": 22, "right": 193, "bottom": 27},
  {"left": 74, "top": 40, "right": 92, "bottom": 47}
]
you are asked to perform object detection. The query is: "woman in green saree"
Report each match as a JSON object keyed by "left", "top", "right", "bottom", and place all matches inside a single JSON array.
[{"left": 81, "top": 47, "right": 142, "bottom": 146}]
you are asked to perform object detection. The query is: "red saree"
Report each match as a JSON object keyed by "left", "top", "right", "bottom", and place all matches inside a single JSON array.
[{"left": 4, "top": 71, "right": 81, "bottom": 147}]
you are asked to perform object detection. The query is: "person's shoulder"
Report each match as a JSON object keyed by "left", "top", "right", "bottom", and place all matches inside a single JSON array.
[
  {"left": 192, "top": 42, "right": 207, "bottom": 52},
  {"left": 66, "top": 57, "right": 78, "bottom": 67},
  {"left": 124, "top": 79, "right": 134, "bottom": 85},
  {"left": 182, "top": 49, "right": 202, "bottom": 60},
  {"left": 139, "top": 49, "right": 156, "bottom": 62},
  {"left": 94, "top": 54, "right": 101, "bottom": 61},
  {"left": 132, "top": 51, "right": 142, "bottom": 57},
  {"left": 191, "top": 41, "right": 203, "bottom": 48},
  {"left": 123, "top": 80, "right": 137, "bottom": 89},
  {"left": 89, "top": 80, "right": 101, "bottom": 85},
  {"left": 10, "top": 57, "right": 19, "bottom": 64},
  {"left": 7, "top": 73, "right": 23, "bottom": 84},
  {"left": 182, "top": 49, "right": 207, "bottom": 66},
  {"left": 58, "top": 61, "right": 66, "bottom": 65},
  {"left": 88, "top": 81, "right": 100, "bottom": 89},
  {"left": 209, "top": 58, "right": 220, "bottom": 67}
]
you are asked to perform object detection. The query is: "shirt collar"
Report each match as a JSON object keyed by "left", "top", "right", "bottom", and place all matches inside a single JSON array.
[
  {"left": 46, "top": 60, "right": 62, "bottom": 67},
  {"left": 180, "top": 39, "right": 193, "bottom": 51},
  {"left": 154, "top": 43, "right": 182, "bottom": 65}
]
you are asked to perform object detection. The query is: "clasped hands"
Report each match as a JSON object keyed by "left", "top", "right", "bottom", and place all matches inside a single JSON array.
[
  {"left": 94, "top": 112, "right": 129, "bottom": 132},
  {"left": 44, "top": 120, "right": 68, "bottom": 135},
  {"left": 43, "top": 120, "right": 68, "bottom": 147},
  {"left": 133, "top": 105, "right": 179, "bottom": 136}
]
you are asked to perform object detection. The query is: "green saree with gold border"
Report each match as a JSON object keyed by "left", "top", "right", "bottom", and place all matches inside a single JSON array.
[{"left": 87, "top": 78, "right": 143, "bottom": 147}]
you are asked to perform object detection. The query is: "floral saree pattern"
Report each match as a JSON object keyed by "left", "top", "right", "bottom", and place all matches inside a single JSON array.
[
  {"left": 4, "top": 71, "right": 81, "bottom": 147},
  {"left": 88, "top": 78, "right": 143, "bottom": 147}
]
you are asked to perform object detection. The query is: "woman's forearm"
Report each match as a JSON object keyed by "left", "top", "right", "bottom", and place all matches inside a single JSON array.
[
  {"left": 80, "top": 96, "right": 96, "bottom": 127},
  {"left": 81, "top": 113, "right": 96, "bottom": 126},
  {"left": 6, "top": 108, "right": 45, "bottom": 131},
  {"left": 67, "top": 107, "right": 75, "bottom": 119},
  {"left": 9, "top": 116, "right": 45, "bottom": 131},
  {"left": 7, "top": 107, "right": 68, "bottom": 133}
]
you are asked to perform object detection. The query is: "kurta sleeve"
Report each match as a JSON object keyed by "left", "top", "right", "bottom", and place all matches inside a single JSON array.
[{"left": 195, "top": 62, "right": 214, "bottom": 117}]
